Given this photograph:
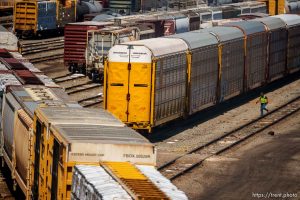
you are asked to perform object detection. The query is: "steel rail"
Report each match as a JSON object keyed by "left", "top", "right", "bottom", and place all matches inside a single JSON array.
[{"left": 158, "top": 96, "right": 300, "bottom": 181}]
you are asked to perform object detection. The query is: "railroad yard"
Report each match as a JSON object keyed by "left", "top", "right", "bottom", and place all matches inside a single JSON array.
[{"left": 1, "top": 0, "right": 300, "bottom": 199}]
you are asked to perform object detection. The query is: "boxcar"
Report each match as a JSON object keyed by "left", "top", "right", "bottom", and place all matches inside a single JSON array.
[
  {"left": 32, "top": 106, "right": 156, "bottom": 199},
  {"left": 225, "top": 21, "right": 268, "bottom": 90},
  {"left": 253, "top": 17, "right": 287, "bottom": 82},
  {"left": 64, "top": 21, "right": 113, "bottom": 73},
  {"left": 1, "top": 85, "right": 76, "bottom": 195},
  {"left": 273, "top": 14, "right": 300, "bottom": 73}
]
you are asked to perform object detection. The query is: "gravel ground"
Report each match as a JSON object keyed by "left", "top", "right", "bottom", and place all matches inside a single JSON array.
[
  {"left": 152, "top": 76, "right": 300, "bottom": 167},
  {"left": 173, "top": 110, "right": 300, "bottom": 200}
]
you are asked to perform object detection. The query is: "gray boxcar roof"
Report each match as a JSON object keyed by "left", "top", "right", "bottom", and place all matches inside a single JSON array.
[
  {"left": 272, "top": 14, "right": 300, "bottom": 27},
  {"left": 55, "top": 124, "right": 151, "bottom": 144},
  {"left": 252, "top": 17, "right": 286, "bottom": 30},
  {"left": 166, "top": 31, "right": 218, "bottom": 50},
  {"left": 38, "top": 107, "right": 151, "bottom": 145},
  {"left": 9, "top": 86, "right": 77, "bottom": 117},
  {"left": 224, "top": 21, "right": 266, "bottom": 35},
  {"left": 195, "top": 26, "right": 244, "bottom": 42}
]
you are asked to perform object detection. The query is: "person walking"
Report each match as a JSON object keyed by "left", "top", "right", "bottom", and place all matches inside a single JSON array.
[{"left": 256, "top": 92, "right": 269, "bottom": 116}]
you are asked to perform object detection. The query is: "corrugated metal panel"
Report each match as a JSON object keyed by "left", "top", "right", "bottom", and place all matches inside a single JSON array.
[
  {"left": 219, "top": 38, "right": 244, "bottom": 101},
  {"left": 252, "top": 17, "right": 286, "bottom": 30},
  {"left": 167, "top": 31, "right": 218, "bottom": 50},
  {"left": 224, "top": 21, "right": 266, "bottom": 35},
  {"left": 2, "top": 93, "right": 21, "bottom": 159},
  {"left": 72, "top": 165, "right": 131, "bottom": 200},
  {"left": 189, "top": 44, "right": 219, "bottom": 114},
  {"left": 272, "top": 14, "right": 300, "bottom": 27},
  {"left": 64, "top": 22, "right": 112, "bottom": 65},
  {"left": 39, "top": 107, "right": 126, "bottom": 127},
  {"left": 268, "top": 28, "right": 287, "bottom": 80},
  {"left": 137, "top": 165, "right": 188, "bottom": 200},
  {"left": 55, "top": 124, "right": 150, "bottom": 144},
  {"left": 14, "top": 109, "right": 32, "bottom": 184},
  {"left": 245, "top": 32, "right": 268, "bottom": 89},
  {"left": 286, "top": 25, "right": 300, "bottom": 72},
  {"left": 195, "top": 26, "right": 244, "bottom": 42},
  {"left": 154, "top": 51, "right": 187, "bottom": 125},
  {"left": 125, "top": 38, "right": 189, "bottom": 57}
]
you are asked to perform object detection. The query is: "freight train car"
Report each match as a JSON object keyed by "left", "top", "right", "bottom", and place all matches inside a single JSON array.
[
  {"left": 85, "top": 26, "right": 140, "bottom": 81},
  {"left": 1, "top": 85, "right": 78, "bottom": 195},
  {"left": 64, "top": 21, "right": 113, "bottom": 73},
  {"left": 32, "top": 106, "right": 156, "bottom": 199},
  {"left": 0, "top": 48, "right": 187, "bottom": 199},
  {"left": 253, "top": 16, "right": 287, "bottom": 82},
  {"left": 104, "top": 14, "right": 300, "bottom": 132},
  {"left": 14, "top": 0, "right": 71, "bottom": 37},
  {"left": 13, "top": 0, "right": 103, "bottom": 37}
]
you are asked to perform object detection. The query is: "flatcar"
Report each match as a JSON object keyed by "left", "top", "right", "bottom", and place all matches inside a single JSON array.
[{"left": 104, "top": 14, "right": 300, "bottom": 133}]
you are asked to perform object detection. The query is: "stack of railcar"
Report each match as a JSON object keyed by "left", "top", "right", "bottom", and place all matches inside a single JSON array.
[
  {"left": 0, "top": 48, "right": 187, "bottom": 198},
  {"left": 64, "top": 3, "right": 267, "bottom": 80},
  {"left": 104, "top": 14, "right": 300, "bottom": 133}
]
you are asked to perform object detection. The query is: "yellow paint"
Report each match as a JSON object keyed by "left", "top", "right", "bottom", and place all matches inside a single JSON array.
[
  {"left": 106, "top": 61, "right": 129, "bottom": 122},
  {"left": 14, "top": 1, "right": 37, "bottom": 32},
  {"left": 128, "top": 62, "right": 152, "bottom": 123},
  {"left": 103, "top": 162, "right": 147, "bottom": 180},
  {"left": 278, "top": 0, "right": 285, "bottom": 14},
  {"left": 150, "top": 60, "right": 157, "bottom": 129},
  {"left": 186, "top": 51, "right": 192, "bottom": 114},
  {"left": 105, "top": 61, "right": 152, "bottom": 128},
  {"left": 269, "top": 0, "right": 276, "bottom": 15}
]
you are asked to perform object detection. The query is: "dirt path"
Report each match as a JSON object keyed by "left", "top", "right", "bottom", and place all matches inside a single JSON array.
[{"left": 173, "top": 110, "right": 300, "bottom": 200}]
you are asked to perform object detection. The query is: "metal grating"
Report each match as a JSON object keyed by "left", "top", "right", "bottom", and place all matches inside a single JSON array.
[{"left": 103, "top": 162, "right": 170, "bottom": 200}]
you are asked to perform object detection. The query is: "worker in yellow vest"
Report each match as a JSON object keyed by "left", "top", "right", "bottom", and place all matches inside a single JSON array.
[{"left": 256, "top": 92, "right": 269, "bottom": 116}]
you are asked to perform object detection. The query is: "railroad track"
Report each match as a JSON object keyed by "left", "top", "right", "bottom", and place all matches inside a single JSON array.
[
  {"left": 158, "top": 96, "right": 300, "bottom": 181},
  {"left": 78, "top": 94, "right": 103, "bottom": 107},
  {"left": 53, "top": 73, "right": 85, "bottom": 84},
  {"left": 65, "top": 82, "right": 102, "bottom": 95},
  {"left": 19, "top": 37, "right": 64, "bottom": 63}
]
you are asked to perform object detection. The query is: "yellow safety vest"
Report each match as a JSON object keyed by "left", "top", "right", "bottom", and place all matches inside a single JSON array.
[{"left": 260, "top": 96, "right": 268, "bottom": 104}]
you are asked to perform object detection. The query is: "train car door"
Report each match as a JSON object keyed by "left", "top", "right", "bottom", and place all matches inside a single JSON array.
[
  {"left": 32, "top": 120, "right": 42, "bottom": 200},
  {"left": 106, "top": 45, "right": 152, "bottom": 124},
  {"left": 51, "top": 140, "right": 59, "bottom": 200}
]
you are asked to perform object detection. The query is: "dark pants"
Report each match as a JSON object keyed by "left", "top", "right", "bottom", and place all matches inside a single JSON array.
[{"left": 260, "top": 103, "right": 268, "bottom": 116}]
